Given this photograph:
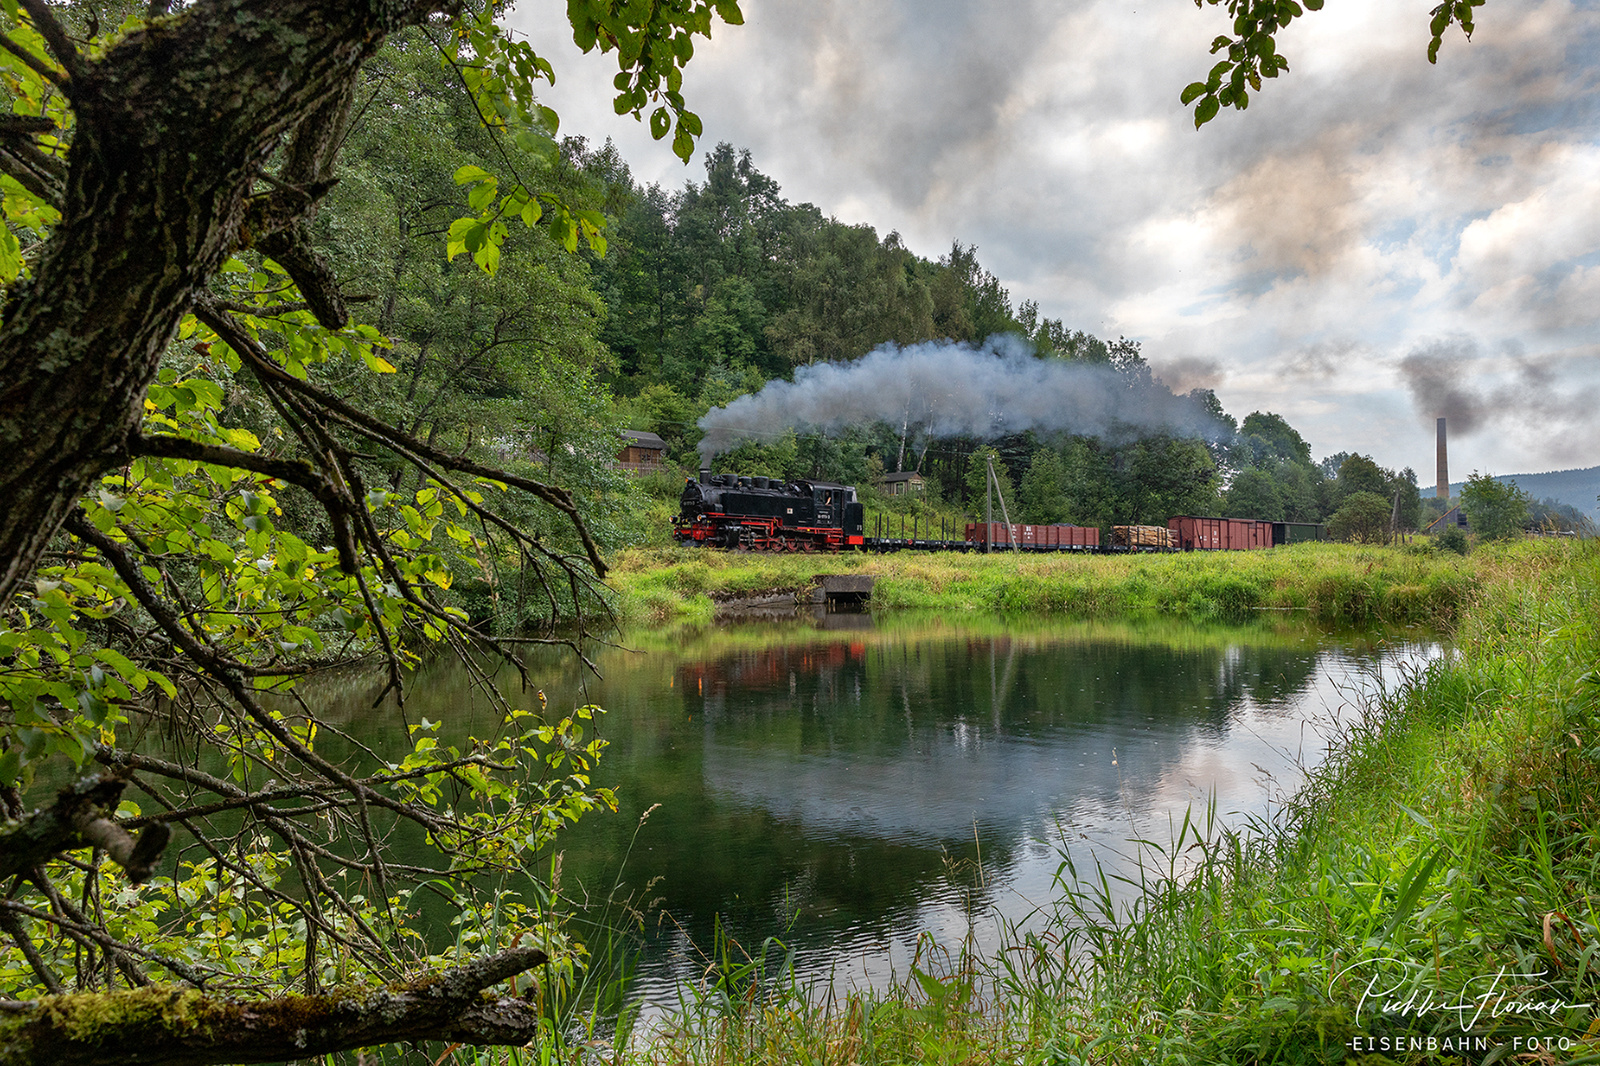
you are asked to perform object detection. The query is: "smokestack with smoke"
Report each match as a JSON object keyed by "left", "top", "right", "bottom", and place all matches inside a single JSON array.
[
  {"left": 1436, "top": 417, "right": 1448, "bottom": 499},
  {"left": 697, "top": 336, "right": 1228, "bottom": 465}
]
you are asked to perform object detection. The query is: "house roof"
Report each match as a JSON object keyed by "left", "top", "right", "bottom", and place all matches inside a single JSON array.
[
  {"left": 620, "top": 430, "right": 667, "bottom": 451},
  {"left": 879, "top": 471, "right": 923, "bottom": 483},
  {"left": 1424, "top": 506, "right": 1464, "bottom": 534}
]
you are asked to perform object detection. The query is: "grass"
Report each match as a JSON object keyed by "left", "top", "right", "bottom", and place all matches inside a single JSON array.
[
  {"left": 416, "top": 538, "right": 1595, "bottom": 1066},
  {"left": 606, "top": 541, "right": 1484, "bottom": 630}
]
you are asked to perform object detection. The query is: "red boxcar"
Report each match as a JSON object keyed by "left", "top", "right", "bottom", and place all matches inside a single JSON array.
[
  {"left": 966, "top": 522, "right": 1099, "bottom": 548},
  {"left": 1167, "top": 516, "right": 1274, "bottom": 551}
]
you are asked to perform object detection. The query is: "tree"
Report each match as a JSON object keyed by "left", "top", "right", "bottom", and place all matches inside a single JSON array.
[
  {"left": 965, "top": 446, "right": 1016, "bottom": 518},
  {"left": 0, "top": 1, "right": 742, "bottom": 1060},
  {"left": 1222, "top": 467, "right": 1285, "bottom": 521},
  {"left": 1460, "top": 472, "right": 1531, "bottom": 541},
  {"left": 1332, "top": 454, "right": 1390, "bottom": 508},
  {"left": 1328, "top": 490, "right": 1394, "bottom": 543},
  {"left": 1122, "top": 436, "right": 1220, "bottom": 524},
  {"left": 1019, "top": 448, "right": 1068, "bottom": 523},
  {"left": 1184, "top": 0, "right": 1483, "bottom": 127},
  {"left": 1238, "top": 412, "right": 1311, "bottom": 466}
]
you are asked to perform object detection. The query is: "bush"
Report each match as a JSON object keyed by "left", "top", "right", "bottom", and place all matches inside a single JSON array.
[
  {"left": 1436, "top": 526, "right": 1469, "bottom": 555},
  {"left": 1327, "top": 490, "right": 1393, "bottom": 543}
]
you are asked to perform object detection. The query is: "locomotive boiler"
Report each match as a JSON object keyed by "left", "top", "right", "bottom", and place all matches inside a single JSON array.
[{"left": 674, "top": 471, "right": 866, "bottom": 551}]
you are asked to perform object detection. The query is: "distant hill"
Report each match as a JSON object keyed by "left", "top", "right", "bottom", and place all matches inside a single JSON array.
[{"left": 1428, "top": 465, "right": 1600, "bottom": 518}]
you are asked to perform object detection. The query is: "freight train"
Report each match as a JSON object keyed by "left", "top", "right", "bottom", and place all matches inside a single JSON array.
[{"left": 672, "top": 473, "right": 1323, "bottom": 552}]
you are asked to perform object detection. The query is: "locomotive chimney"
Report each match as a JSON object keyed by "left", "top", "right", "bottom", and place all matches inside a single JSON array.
[
  {"left": 700, "top": 463, "right": 711, "bottom": 483},
  {"left": 1435, "top": 417, "right": 1448, "bottom": 499}
]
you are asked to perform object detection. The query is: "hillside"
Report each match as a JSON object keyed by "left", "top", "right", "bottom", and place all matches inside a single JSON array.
[{"left": 1429, "top": 465, "right": 1600, "bottom": 517}]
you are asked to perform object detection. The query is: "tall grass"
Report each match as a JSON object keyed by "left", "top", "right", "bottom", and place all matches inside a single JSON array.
[
  {"left": 1010, "top": 538, "right": 1600, "bottom": 1063},
  {"left": 608, "top": 542, "right": 1486, "bottom": 630}
]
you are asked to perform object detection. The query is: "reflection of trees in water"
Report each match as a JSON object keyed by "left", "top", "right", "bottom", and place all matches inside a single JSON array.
[{"left": 541, "top": 627, "right": 1344, "bottom": 962}]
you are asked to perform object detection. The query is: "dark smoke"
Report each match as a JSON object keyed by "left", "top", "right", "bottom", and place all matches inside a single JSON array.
[
  {"left": 1400, "top": 338, "right": 1600, "bottom": 441},
  {"left": 697, "top": 335, "right": 1229, "bottom": 463}
]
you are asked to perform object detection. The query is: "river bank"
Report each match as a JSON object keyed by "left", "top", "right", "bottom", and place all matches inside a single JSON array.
[
  {"left": 608, "top": 541, "right": 1482, "bottom": 630},
  {"left": 590, "top": 538, "right": 1596, "bottom": 1065}
]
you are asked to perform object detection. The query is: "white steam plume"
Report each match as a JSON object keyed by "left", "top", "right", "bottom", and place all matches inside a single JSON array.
[{"left": 697, "top": 336, "right": 1226, "bottom": 464}]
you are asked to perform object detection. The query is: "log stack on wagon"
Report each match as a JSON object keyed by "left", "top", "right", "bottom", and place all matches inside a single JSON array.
[{"left": 1110, "top": 525, "right": 1173, "bottom": 551}]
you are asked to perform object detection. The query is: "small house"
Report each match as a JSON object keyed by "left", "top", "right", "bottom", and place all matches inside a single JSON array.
[
  {"left": 617, "top": 430, "right": 668, "bottom": 472},
  {"left": 1424, "top": 506, "right": 1468, "bottom": 535},
  {"left": 878, "top": 471, "right": 925, "bottom": 497}
]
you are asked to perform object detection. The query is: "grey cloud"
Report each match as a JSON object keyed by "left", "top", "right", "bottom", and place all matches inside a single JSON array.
[{"left": 1285, "top": 339, "right": 1364, "bottom": 381}]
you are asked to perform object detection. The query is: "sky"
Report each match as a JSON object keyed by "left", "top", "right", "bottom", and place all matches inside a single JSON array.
[{"left": 509, "top": 0, "right": 1600, "bottom": 483}]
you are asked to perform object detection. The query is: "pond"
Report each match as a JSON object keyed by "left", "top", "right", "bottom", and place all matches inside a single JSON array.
[{"left": 381, "top": 608, "right": 1441, "bottom": 1007}]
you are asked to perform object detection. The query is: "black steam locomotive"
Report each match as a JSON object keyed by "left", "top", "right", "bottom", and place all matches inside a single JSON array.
[{"left": 674, "top": 472, "right": 866, "bottom": 551}]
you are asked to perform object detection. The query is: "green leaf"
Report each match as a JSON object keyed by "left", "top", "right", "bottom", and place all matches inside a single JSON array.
[
  {"left": 1180, "top": 81, "right": 1208, "bottom": 105},
  {"left": 0, "top": 748, "right": 21, "bottom": 786},
  {"left": 1194, "top": 95, "right": 1220, "bottom": 128},
  {"left": 649, "top": 106, "right": 670, "bottom": 140},
  {"left": 453, "top": 164, "right": 493, "bottom": 185}
]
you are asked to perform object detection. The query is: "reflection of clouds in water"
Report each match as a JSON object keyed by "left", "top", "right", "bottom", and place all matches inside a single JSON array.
[
  {"left": 556, "top": 626, "right": 1441, "bottom": 1013},
  {"left": 690, "top": 640, "right": 1437, "bottom": 1005}
]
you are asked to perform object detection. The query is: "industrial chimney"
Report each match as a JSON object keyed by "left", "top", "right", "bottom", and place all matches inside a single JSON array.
[{"left": 1436, "top": 417, "right": 1448, "bottom": 499}]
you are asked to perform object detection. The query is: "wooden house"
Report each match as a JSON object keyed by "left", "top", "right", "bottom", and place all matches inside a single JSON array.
[{"left": 616, "top": 430, "right": 668, "bottom": 473}]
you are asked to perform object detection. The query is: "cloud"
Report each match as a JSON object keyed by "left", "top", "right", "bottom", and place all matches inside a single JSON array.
[{"left": 511, "top": 0, "right": 1600, "bottom": 476}]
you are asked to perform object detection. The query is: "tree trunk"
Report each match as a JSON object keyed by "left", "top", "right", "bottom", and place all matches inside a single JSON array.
[{"left": 0, "top": 0, "right": 449, "bottom": 606}]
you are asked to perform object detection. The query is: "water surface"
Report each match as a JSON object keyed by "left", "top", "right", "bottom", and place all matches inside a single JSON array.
[{"left": 386, "top": 610, "right": 1438, "bottom": 1002}]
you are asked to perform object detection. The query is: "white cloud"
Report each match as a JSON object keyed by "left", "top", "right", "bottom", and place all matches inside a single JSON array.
[{"left": 510, "top": 0, "right": 1600, "bottom": 477}]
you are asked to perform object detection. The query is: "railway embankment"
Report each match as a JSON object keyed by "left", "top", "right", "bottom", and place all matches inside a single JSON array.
[
  {"left": 607, "top": 540, "right": 1484, "bottom": 629},
  {"left": 610, "top": 540, "right": 1598, "bottom": 1064}
]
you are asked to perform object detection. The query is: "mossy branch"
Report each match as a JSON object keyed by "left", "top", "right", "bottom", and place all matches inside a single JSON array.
[{"left": 0, "top": 945, "right": 549, "bottom": 1066}]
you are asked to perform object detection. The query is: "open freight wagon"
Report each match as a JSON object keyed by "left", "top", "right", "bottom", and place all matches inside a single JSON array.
[
  {"left": 1167, "top": 515, "right": 1274, "bottom": 551},
  {"left": 964, "top": 522, "right": 1099, "bottom": 549}
]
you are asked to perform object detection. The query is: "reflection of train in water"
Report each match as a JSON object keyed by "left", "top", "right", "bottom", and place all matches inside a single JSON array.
[{"left": 674, "top": 471, "right": 1323, "bottom": 553}]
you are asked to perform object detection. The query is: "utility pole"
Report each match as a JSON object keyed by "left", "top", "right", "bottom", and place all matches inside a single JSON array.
[
  {"left": 985, "top": 452, "right": 992, "bottom": 554},
  {"left": 986, "top": 452, "right": 1020, "bottom": 555}
]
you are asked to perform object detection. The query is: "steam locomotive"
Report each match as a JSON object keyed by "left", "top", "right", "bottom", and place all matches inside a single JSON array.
[{"left": 674, "top": 472, "right": 866, "bottom": 551}]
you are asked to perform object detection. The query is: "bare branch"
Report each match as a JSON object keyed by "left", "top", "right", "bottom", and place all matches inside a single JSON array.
[
  {"left": 0, "top": 31, "right": 62, "bottom": 86},
  {"left": 16, "top": 0, "right": 86, "bottom": 85}
]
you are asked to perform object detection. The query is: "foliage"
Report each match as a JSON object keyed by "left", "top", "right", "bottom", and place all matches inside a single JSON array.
[
  {"left": 1184, "top": 0, "right": 1485, "bottom": 127},
  {"left": 1326, "top": 489, "right": 1393, "bottom": 543},
  {"left": 964, "top": 446, "right": 1017, "bottom": 520},
  {"left": 1460, "top": 471, "right": 1532, "bottom": 541},
  {"left": 0, "top": 0, "right": 739, "bottom": 1058},
  {"left": 1436, "top": 525, "right": 1469, "bottom": 555}
]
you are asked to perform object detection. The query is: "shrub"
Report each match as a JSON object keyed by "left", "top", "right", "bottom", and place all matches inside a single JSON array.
[{"left": 1436, "top": 526, "right": 1469, "bottom": 555}]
